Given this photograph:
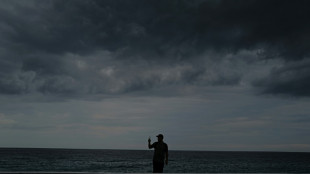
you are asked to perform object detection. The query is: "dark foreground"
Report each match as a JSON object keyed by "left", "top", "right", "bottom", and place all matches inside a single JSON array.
[{"left": 0, "top": 148, "right": 310, "bottom": 173}]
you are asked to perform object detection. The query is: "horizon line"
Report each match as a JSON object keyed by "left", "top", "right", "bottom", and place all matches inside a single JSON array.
[{"left": 1, "top": 146, "right": 309, "bottom": 153}]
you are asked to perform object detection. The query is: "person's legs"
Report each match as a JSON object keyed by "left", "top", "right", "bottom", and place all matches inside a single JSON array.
[
  {"left": 153, "top": 161, "right": 164, "bottom": 173},
  {"left": 158, "top": 162, "right": 164, "bottom": 173},
  {"left": 153, "top": 161, "right": 156, "bottom": 173}
]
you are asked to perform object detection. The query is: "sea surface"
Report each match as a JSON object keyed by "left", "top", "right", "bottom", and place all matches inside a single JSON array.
[{"left": 0, "top": 148, "right": 310, "bottom": 173}]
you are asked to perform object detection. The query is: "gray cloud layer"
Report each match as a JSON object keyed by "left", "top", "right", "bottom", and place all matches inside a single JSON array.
[{"left": 1, "top": 0, "right": 310, "bottom": 97}]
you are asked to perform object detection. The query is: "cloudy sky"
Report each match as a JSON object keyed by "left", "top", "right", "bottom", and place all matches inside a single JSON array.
[{"left": 1, "top": 0, "right": 310, "bottom": 152}]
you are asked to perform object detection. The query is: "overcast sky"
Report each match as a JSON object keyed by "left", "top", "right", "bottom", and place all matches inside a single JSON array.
[{"left": 1, "top": 0, "right": 310, "bottom": 152}]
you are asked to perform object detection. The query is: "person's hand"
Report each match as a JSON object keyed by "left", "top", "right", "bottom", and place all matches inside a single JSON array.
[
  {"left": 148, "top": 137, "right": 151, "bottom": 143},
  {"left": 165, "top": 159, "right": 168, "bottom": 165}
]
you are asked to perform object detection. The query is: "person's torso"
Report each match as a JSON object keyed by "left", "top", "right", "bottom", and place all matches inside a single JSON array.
[{"left": 153, "top": 142, "right": 167, "bottom": 163}]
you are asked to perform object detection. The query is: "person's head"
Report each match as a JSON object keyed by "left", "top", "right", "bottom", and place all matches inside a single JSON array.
[{"left": 156, "top": 134, "right": 164, "bottom": 142}]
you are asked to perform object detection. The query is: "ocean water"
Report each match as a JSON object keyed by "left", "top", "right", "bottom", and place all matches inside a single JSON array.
[{"left": 0, "top": 148, "right": 310, "bottom": 173}]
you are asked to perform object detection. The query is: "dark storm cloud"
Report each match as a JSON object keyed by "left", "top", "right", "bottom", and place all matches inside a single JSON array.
[
  {"left": 254, "top": 60, "right": 310, "bottom": 97},
  {"left": 4, "top": 0, "right": 310, "bottom": 58},
  {"left": 1, "top": 0, "right": 310, "bottom": 97}
]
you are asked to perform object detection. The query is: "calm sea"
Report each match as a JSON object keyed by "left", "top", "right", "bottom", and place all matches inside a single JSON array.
[{"left": 0, "top": 148, "right": 310, "bottom": 173}]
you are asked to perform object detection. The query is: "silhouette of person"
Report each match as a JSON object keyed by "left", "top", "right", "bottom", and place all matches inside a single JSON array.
[{"left": 148, "top": 134, "right": 168, "bottom": 173}]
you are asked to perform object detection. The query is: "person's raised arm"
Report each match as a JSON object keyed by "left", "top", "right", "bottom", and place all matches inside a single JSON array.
[{"left": 148, "top": 137, "right": 153, "bottom": 149}]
